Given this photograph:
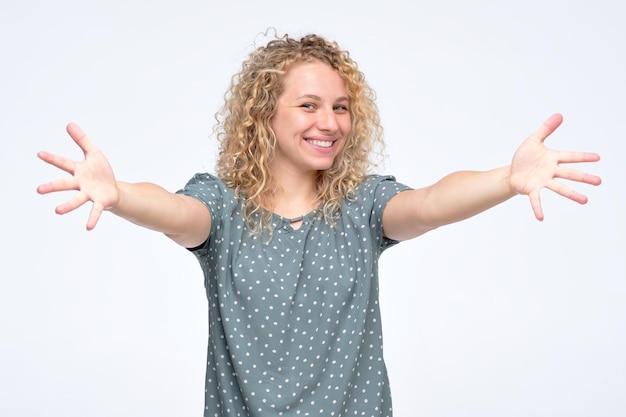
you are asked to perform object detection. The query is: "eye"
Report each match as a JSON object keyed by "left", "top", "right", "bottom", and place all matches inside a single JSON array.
[
  {"left": 334, "top": 104, "right": 349, "bottom": 112},
  {"left": 300, "top": 103, "right": 316, "bottom": 110}
]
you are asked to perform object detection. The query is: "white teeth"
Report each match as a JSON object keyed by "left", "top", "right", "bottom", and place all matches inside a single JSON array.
[{"left": 308, "top": 140, "right": 333, "bottom": 148}]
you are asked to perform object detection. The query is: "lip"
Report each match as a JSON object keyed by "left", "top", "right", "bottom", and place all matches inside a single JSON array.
[{"left": 304, "top": 137, "right": 337, "bottom": 152}]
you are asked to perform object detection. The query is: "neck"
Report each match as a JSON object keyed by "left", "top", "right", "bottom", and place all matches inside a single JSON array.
[{"left": 268, "top": 171, "right": 320, "bottom": 220}]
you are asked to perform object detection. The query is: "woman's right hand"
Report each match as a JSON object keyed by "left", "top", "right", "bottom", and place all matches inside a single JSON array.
[{"left": 37, "top": 123, "right": 119, "bottom": 230}]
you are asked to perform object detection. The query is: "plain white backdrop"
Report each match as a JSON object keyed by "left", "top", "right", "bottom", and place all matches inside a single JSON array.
[{"left": 1, "top": 1, "right": 624, "bottom": 416}]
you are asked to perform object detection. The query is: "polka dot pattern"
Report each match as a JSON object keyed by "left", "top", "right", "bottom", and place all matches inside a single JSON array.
[{"left": 178, "top": 174, "right": 411, "bottom": 417}]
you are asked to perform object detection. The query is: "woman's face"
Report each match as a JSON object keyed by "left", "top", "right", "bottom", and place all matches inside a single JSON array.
[{"left": 270, "top": 60, "right": 351, "bottom": 177}]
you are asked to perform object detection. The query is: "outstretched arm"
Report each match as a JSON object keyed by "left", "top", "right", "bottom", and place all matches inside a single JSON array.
[
  {"left": 37, "top": 123, "right": 211, "bottom": 248},
  {"left": 382, "top": 113, "right": 602, "bottom": 241}
]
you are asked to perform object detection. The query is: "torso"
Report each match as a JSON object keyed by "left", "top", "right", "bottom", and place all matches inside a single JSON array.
[{"left": 178, "top": 173, "right": 411, "bottom": 417}]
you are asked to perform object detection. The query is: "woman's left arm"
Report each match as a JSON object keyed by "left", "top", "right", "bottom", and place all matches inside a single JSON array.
[{"left": 382, "top": 113, "right": 602, "bottom": 241}]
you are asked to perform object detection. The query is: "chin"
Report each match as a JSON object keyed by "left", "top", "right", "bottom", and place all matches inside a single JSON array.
[{"left": 311, "top": 160, "right": 337, "bottom": 172}]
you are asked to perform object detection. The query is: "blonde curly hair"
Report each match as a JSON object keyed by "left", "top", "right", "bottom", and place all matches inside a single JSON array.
[{"left": 214, "top": 31, "right": 385, "bottom": 234}]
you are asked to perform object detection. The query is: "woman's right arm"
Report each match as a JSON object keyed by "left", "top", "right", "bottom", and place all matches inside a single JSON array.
[{"left": 37, "top": 122, "right": 211, "bottom": 248}]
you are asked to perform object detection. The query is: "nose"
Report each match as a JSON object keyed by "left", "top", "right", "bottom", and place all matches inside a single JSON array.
[{"left": 316, "top": 107, "right": 339, "bottom": 133}]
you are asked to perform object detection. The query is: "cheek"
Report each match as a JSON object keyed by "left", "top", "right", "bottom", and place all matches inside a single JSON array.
[
  {"left": 336, "top": 119, "right": 352, "bottom": 152},
  {"left": 336, "top": 134, "right": 349, "bottom": 154},
  {"left": 340, "top": 116, "right": 352, "bottom": 135}
]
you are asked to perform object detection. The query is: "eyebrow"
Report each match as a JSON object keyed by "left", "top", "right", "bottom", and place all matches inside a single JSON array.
[{"left": 296, "top": 94, "right": 349, "bottom": 102}]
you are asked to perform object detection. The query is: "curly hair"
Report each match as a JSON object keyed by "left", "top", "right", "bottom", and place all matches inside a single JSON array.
[{"left": 214, "top": 30, "right": 385, "bottom": 234}]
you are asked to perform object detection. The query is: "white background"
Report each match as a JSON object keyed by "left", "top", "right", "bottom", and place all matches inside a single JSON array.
[{"left": 1, "top": 1, "right": 624, "bottom": 416}]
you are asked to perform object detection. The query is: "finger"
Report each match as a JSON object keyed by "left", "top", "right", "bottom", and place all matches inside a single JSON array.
[
  {"left": 55, "top": 193, "right": 90, "bottom": 215},
  {"left": 86, "top": 202, "right": 105, "bottom": 231},
  {"left": 555, "top": 166, "right": 603, "bottom": 186},
  {"left": 37, "top": 150, "right": 77, "bottom": 175},
  {"left": 66, "top": 122, "right": 99, "bottom": 156},
  {"left": 530, "top": 113, "right": 563, "bottom": 145},
  {"left": 36, "top": 177, "right": 80, "bottom": 195},
  {"left": 557, "top": 150, "right": 601, "bottom": 164},
  {"left": 545, "top": 179, "right": 589, "bottom": 205},
  {"left": 528, "top": 190, "right": 544, "bottom": 221}
]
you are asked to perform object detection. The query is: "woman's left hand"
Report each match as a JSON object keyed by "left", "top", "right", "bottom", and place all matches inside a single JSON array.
[{"left": 510, "top": 113, "right": 602, "bottom": 221}]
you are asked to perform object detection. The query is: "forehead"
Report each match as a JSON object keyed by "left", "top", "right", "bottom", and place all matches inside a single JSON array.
[{"left": 281, "top": 60, "right": 347, "bottom": 97}]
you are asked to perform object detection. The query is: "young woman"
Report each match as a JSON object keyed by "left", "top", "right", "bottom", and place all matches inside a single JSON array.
[{"left": 37, "top": 33, "right": 601, "bottom": 417}]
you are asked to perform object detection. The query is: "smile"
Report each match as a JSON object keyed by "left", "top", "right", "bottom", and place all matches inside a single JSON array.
[{"left": 307, "top": 139, "right": 334, "bottom": 148}]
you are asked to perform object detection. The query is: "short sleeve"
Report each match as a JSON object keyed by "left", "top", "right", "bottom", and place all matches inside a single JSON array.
[
  {"left": 350, "top": 175, "right": 413, "bottom": 251},
  {"left": 176, "top": 173, "right": 235, "bottom": 251}
]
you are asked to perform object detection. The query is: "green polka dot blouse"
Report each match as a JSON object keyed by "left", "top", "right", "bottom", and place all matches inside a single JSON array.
[{"left": 178, "top": 173, "right": 411, "bottom": 417}]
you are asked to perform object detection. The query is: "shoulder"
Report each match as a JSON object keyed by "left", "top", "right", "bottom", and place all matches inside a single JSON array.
[
  {"left": 352, "top": 174, "right": 412, "bottom": 202},
  {"left": 340, "top": 175, "right": 412, "bottom": 249},
  {"left": 342, "top": 174, "right": 412, "bottom": 219},
  {"left": 180, "top": 172, "right": 226, "bottom": 189},
  {"left": 176, "top": 173, "right": 238, "bottom": 209},
  {"left": 178, "top": 173, "right": 232, "bottom": 195}
]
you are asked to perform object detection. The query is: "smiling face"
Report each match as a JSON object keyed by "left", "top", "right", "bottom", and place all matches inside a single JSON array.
[{"left": 270, "top": 60, "right": 352, "bottom": 178}]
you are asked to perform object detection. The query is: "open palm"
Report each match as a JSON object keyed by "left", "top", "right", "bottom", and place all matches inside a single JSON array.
[
  {"left": 510, "top": 113, "right": 602, "bottom": 220},
  {"left": 37, "top": 123, "right": 119, "bottom": 230}
]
